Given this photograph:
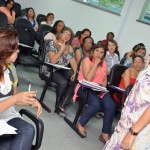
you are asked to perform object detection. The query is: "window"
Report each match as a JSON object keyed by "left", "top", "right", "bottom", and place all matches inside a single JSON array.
[
  {"left": 139, "top": 0, "right": 150, "bottom": 24},
  {"left": 73, "top": 0, "right": 125, "bottom": 15}
]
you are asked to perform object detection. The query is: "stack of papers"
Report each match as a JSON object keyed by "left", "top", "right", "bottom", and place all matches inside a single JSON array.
[
  {"left": 45, "top": 62, "right": 71, "bottom": 70},
  {"left": 79, "top": 79, "right": 108, "bottom": 92},
  {"left": 0, "top": 120, "right": 17, "bottom": 136}
]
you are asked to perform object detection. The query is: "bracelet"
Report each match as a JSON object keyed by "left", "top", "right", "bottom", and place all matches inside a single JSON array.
[{"left": 129, "top": 127, "right": 138, "bottom": 136}]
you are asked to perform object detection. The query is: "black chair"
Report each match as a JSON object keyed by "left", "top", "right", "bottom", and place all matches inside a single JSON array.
[
  {"left": 36, "top": 14, "right": 46, "bottom": 25},
  {"left": 0, "top": 0, "right": 5, "bottom": 6},
  {"left": 37, "top": 24, "right": 52, "bottom": 45},
  {"left": 63, "top": 58, "right": 89, "bottom": 138},
  {"left": 38, "top": 40, "right": 58, "bottom": 113},
  {"left": 0, "top": 12, "right": 8, "bottom": 28},
  {"left": 19, "top": 109, "right": 44, "bottom": 150},
  {"left": 14, "top": 17, "right": 39, "bottom": 67},
  {"left": 107, "top": 64, "right": 128, "bottom": 109},
  {"left": 124, "top": 84, "right": 134, "bottom": 101},
  {"left": 120, "top": 57, "right": 127, "bottom": 65},
  {"left": 14, "top": 2, "right": 21, "bottom": 18}
]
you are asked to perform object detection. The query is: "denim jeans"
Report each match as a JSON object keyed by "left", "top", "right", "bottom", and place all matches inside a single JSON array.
[
  {"left": 78, "top": 87, "right": 116, "bottom": 134},
  {"left": 0, "top": 118, "right": 35, "bottom": 150}
]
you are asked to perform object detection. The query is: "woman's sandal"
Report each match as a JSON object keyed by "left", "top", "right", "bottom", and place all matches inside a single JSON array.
[
  {"left": 54, "top": 107, "right": 67, "bottom": 118},
  {"left": 76, "top": 123, "right": 87, "bottom": 137}
]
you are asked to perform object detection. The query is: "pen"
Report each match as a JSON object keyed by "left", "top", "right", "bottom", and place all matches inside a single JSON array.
[{"left": 28, "top": 84, "right": 31, "bottom": 91}]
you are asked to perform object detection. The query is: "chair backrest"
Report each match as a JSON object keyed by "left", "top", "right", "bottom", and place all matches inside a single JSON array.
[
  {"left": 14, "top": 2, "right": 21, "bottom": 18},
  {"left": 0, "top": 0, "right": 5, "bottom": 6},
  {"left": 120, "top": 57, "right": 127, "bottom": 65},
  {"left": 36, "top": 14, "right": 46, "bottom": 25},
  {"left": 37, "top": 24, "right": 52, "bottom": 44},
  {"left": 14, "top": 17, "right": 35, "bottom": 47},
  {"left": 124, "top": 84, "right": 134, "bottom": 101},
  {"left": 0, "top": 12, "right": 8, "bottom": 27},
  {"left": 108, "top": 64, "right": 128, "bottom": 87}
]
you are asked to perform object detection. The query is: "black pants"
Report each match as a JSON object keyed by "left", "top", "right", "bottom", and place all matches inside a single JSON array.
[{"left": 52, "top": 69, "right": 74, "bottom": 109}]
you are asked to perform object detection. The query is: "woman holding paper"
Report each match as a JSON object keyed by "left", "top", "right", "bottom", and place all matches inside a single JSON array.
[
  {"left": 0, "top": 28, "right": 42, "bottom": 150},
  {"left": 44, "top": 27, "right": 77, "bottom": 117},
  {"left": 73, "top": 43, "right": 116, "bottom": 142}
]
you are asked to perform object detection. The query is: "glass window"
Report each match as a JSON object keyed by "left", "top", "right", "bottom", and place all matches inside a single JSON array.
[
  {"left": 73, "top": 0, "right": 125, "bottom": 15},
  {"left": 139, "top": 0, "right": 150, "bottom": 24}
]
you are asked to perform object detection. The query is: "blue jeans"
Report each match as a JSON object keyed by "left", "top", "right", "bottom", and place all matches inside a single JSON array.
[
  {"left": 78, "top": 87, "right": 116, "bottom": 134},
  {"left": 0, "top": 118, "right": 35, "bottom": 150}
]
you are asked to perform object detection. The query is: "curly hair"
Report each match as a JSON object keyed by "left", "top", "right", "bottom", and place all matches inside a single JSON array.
[{"left": 0, "top": 28, "right": 18, "bottom": 78}]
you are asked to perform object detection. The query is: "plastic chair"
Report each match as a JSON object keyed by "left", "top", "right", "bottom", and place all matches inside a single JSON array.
[
  {"left": 19, "top": 109, "right": 44, "bottom": 150},
  {"left": 36, "top": 14, "right": 46, "bottom": 25},
  {"left": 14, "top": 2, "right": 21, "bottom": 18},
  {"left": 14, "top": 17, "right": 39, "bottom": 67},
  {"left": 0, "top": 12, "right": 8, "bottom": 28},
  {"left": 107, "top": 64, "right": 128, "bottom": 109}
]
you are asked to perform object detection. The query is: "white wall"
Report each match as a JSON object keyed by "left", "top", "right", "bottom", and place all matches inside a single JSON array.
[{"left": 15, "top": 0, "right": 150, "bottom": 58}]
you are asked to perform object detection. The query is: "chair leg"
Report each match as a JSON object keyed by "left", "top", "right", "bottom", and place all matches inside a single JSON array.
[
  {"left": 39, "top": 83, "right": 51, "bottom": 113},
  {"left": 64, "top": 102, "right": 86, "bottom": 138}
]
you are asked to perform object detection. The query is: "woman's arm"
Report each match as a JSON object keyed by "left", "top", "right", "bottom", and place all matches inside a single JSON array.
[
  {"left": 48, "top": 42, "right": 66, "bottom": 64},
  {"left": 75, "top": 49, "right": 82, "bottom": 64},
  {"left": 122, "top": 69, "right": 131, "bottom": 89},
  {"left": 121, "top": 106, "right": 150, "bottom": 149},
  {"left": 70, "top": 58, "right": 77, "bottom": 81},
  {"left": 82, "top": 58, "right": 101, "bottom": 81}
]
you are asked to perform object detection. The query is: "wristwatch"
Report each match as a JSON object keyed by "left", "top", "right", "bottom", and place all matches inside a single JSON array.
[{"left": 129, "top": 127, "right": 138, "bottom": 136}]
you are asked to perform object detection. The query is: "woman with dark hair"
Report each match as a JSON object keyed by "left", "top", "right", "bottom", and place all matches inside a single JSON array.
[
  {"left": 73, "top": 44, "right": 116, "bottom": 141},
  {"left": 113, "top": 55, "right": 144, "bottom": 103},
  {"left": 74, "top": 36, "right": 94, "bottom": 64},
  {"left": 41, "top": 12, "right": 54, "bottom": 27},
  {"left": 71, "top": 28, "right": 91, "bottom": 49},
  {"left": 0, "top": 0, "right": 15, "bottom": 25},
  {"left": 43, "top": 27, "right": 77, "bottom": 117},
  {"left": 123, "top": 43, "right": 146, "bottom": 68},
  {"left": 44, "top": 20, "right": 65, "bottom": 41},
  {"left": 24, "top": 7, "right": 38, "bottom": 32},
  {"left": 0, "top": 28, "right": 42, "bottom": 150}
]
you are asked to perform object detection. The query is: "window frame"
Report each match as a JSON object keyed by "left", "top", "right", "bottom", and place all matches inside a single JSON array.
[
  {"left": 72, "top": 0, "right": 125, "bottom": 16},
  {"left": 137, "top": 0, "right": 150, "bottom": 25}
]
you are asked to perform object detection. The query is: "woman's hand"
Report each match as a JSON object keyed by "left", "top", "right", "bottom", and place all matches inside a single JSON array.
[
  {"left": 94, "top": 57, "right": 101, "bottom": 66},
  {"left": 145, "top": 56, "right": 150, "bottom": 67},
  {"left": 120, "top": 132, "right": 136, "bottom": 150},
  {"left": 13, "top": 91, "right": 37, "bottom": 106},
  {"left": 32, "top": 100, "right": 42, "bottom": 118},
  {"left": 70, "top": 73, "right": 75, "bottom": 81}
]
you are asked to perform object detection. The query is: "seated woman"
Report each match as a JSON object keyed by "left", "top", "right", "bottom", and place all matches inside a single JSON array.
[
  {"left": 43, "top": 27, "right": 77, "bottom": 117},
  {"left": 41, "top": 12, "right": 54, "bottom": 27},
  {"left": 71, "top": 28, "right": 91, "bottom": 49},
  {"left": 73, "top": 44, "right": 116, "bottom": 142},
  {"left": 113, "top": 55, "right": 144, "bottom": 103},
  {"left": 74, "top": 37, "right": 94, "bottom": 64},
  {"left": 0, "top": 28, "right": 42, "bottom": 150},
  {"left": 105, "top": 39, "right": 119, "bottom": 75},
  {"left": 0, "top": 0, "right": 15, "bottom": 25},
  {"left": 24, "top": 7, "right": 38, "bottom": 32},
  {"left": 123, "top": 43, "right": 146, "bottom": 68},
  {"left": 44, "top": 20, "right": 65, "bottom": 41},
  {"left": 104, "top": 57, "right": 150, "bottom": 150}
]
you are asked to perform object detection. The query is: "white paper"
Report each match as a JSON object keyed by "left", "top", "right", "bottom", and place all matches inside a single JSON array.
[
  {"left": 19, "top": 43, "right": 33, "bottom": 49},
  {"left": 0, "top": 120, "right": 17, "bottom": 136},
  {"left": 45, "top": 62, "right": 71, "bottom": 70},
  {"left": 79, "top": 79, "right": 108, "bottom": 92},
  {"left": 109, "top": 85, "right": 125, "bottom": 92}
]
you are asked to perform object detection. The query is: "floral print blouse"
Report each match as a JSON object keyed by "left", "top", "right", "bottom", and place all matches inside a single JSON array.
[{"left": 104, "top": 65, "right": 150, "bottom": 150}]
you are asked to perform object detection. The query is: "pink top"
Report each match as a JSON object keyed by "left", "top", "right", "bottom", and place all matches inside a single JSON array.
[
  {"left": 73, "top": 57, "right": 107, "bottom": 101},
  {"left": 0, "top": 7, "right": 15, "bottom": 24}
]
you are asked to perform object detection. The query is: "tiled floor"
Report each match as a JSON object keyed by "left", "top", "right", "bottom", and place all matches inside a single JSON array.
[{"left": 16, "top": 65, "right": 118, "bottom": 150}]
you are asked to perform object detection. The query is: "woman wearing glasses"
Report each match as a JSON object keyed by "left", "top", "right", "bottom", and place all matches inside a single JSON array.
[
  {"left": 0, "top": 0, "right": 15, "bottom": 25},
  {"left": 43, "top": 27, "right": 77, "bottom": 117}
]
